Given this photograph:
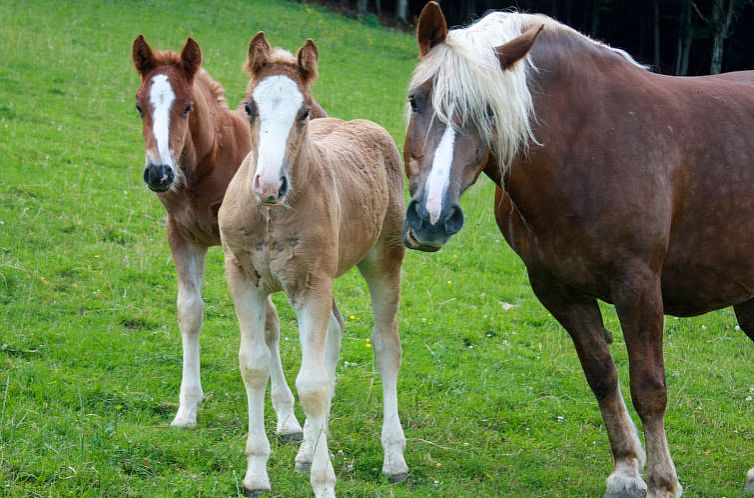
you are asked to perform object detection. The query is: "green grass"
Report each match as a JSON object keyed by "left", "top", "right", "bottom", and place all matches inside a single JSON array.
[{"left": 0, "top": 1, "right": 752, "bottom": 496}]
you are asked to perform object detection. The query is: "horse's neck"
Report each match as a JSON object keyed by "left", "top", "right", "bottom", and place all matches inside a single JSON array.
[
  {"left": 184, "top": 83, "right": 222, "bottom": 183},
  {"left": 288, "top": 132, "right": 326, "bottom": 202}
]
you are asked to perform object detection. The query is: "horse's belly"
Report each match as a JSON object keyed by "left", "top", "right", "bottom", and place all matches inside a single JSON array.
[{"left": 661, "top": 242, "right": 754, "bottom": 316}]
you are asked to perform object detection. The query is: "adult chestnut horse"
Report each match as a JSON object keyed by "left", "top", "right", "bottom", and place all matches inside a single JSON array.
[
  {"left": 403, "top": 3, "right": 754, "bottom": 497},
  {"left": 219, "top": 33, "right": 407, "bottom": 497},
  {"left": 131, "top": 36, "right": 325, "bottom": 434}
]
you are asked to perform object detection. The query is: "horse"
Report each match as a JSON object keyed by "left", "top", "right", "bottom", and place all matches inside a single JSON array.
[
  {"left": 218, "top": 33, "right": 408, "bottom": 497},
  {"left": 402, "top": 3, "right": 754, "bottom": 497},
  {"left": 131, "top": 35, "right": 325, "bottom": 436}
]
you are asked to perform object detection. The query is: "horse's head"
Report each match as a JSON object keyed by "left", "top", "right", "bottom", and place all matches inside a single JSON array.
[
  {"left": 242, "top": 32, "right": 320, "bottom": 207},
  {"left": 132, "top": 35, "right": 201, "bottom": 192},
  {"left": 403, "top": 2, "right": 543, "bottom": 251}
]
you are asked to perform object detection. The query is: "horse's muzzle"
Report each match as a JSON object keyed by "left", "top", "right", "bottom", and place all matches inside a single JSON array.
[
  {"left": 143, "top": 164, "right": 175, "bottom": 192},
  {"left": 402, "top": 198, "right": 464, "bottom": 252},
  {"left": 254, "top": 174, "right": 289, "bottom": 206}
]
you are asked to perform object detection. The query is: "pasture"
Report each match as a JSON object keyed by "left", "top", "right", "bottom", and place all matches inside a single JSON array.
[{"left": 0, "top": 0, "right": 751, "bottom": 496}]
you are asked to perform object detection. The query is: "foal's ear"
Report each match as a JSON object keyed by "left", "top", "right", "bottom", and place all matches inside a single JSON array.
[
  {"left": 495, "top": 24, "right": 544, "bottom": 70},
  {"left": 132, "top": 34, "right": 156, "bottom": 77},
  {"left": 417, "top": 1, "right": 447, "bottom": 57},
  {"left": 246, "top": 31, "right": 271, "bottom": 75},
  {"left": 297, "top": 39, "right": 319, "bottom": 83},
  {"left": 180, "top": 37, "right": 202, "bottom": 81}
]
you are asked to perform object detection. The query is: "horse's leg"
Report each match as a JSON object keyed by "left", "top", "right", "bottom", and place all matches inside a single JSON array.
[
  {"left": 733, "top": 299, "right": 754, "bottom": 343},
  {"left": 529, "top": 276, "right": 647, "bottom": 498},
  {"left": 733, "top": 300, "right": 754, "bottom": 492},
  {"left": 225, "top": 256, "right": 272, "bottom": 494},
  {"left": 357, "top": 244, "right": 408, "bottom": 483},
  {"left": 264, "top": 297, "right": 304, "bottom": 441},
  {"left": 293, "top": 285, "right": 337, "bottom": 498},
  {"left": 613, "top": 269, "right": 681, "bottom": 498},
  {"left": 168, "top": 224, "right": 208, "bottom": 428},
  {"left": 294, "top": 302, "right": 342, "bottom": 472}
]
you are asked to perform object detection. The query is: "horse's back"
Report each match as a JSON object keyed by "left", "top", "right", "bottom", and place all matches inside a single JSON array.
[{"left": 309, "top": 118, "right": 404, "bottom": 274}]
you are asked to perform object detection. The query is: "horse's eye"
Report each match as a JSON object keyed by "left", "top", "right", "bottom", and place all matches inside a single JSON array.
[
  {"left": 299, "top": 108, "right": 310, "bottom": 121},
  {"left": 245, "top": 101, "right": 257, "bottom": 119},
  {"left": 409, "top": 95, "right": 418, "bottom": 113},
  {"left": 182, "top": 103, "right": 193, "bottom": 118},
  {"left": 136, "top": 103, "right": 143, "bottom": 117}
]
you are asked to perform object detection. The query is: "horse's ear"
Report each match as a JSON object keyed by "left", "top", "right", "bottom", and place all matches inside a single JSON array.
[
  {"left": 417, "top": 1, "right": 447, "bottom": 57},
  {"left": 297, "top": 39, "right": 319, "bottom": 83},
  {"left": 495, "top": 24, "right": 544, "bottom": 70},
  {"left": 246, "top": 31, "right": 271, "bottom": 75},
  {"left": 132, "top": 34, "right": 156, "bottom": 77},
  {"left": 180, "top": 37, "right": 202, "bottom": 81}
]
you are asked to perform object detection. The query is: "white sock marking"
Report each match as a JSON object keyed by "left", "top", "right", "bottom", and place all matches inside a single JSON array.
[
  {"left": 252, "top": 76, "right": 304, "bottom": 186},
  {"left": 424, "top": 125, "right": 456, "bottom": 225}
]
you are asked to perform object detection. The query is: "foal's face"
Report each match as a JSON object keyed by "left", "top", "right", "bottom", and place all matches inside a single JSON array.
[
  {"left": 132, "top": 36, "right": 200, "bottom": 192},
  {"left": 245, "top": 75, "right": 311, "bottom": 206},
  {"left": 243, "top": 33, "right": 319, "bottom": 207}
]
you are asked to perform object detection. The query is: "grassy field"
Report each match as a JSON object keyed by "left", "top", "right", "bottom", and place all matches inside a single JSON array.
[{"left": 0, "top": 1, "right": 752, "bottom": 496}]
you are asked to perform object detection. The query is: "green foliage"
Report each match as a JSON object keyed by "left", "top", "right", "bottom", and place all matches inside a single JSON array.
[{"left": 0, "top": 1, "right": 751, "bottom": 496}]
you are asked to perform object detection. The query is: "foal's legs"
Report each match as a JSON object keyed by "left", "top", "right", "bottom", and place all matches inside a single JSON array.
[
  {"left": 294, "top": 284, "right": 337, "bottom": 498},
  {"left": 168, "top": 230, "right": 207, "bottom": 428},
  {"left": 265, "top": 298, "right": 304, "bottom": 441},
  {"left": 358, "top": 244, "right": 408, "bottom": 482},
  {"left": 613, "top": 269, "right": 681, "bottom": 498},
  {"left": 529, "top": 276, "right": 646, "bottom": 497},
  {"left": 733, "top": 300, "right": 754, "bottom": 492},
  {"left": 295, "top": 304, "right": 343, "bottom": 472},
  {"left": 225, "top": 257, "right": 273, "bottom": 494}
]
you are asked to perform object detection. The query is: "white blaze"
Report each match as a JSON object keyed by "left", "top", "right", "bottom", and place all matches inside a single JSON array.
[
  {"left": 149, "top": 74, "right": 175, "bottom": 169},
  {"left": 424, "top": 125, "right": 456, "bottom": 225},
  {"left": 252, "top": 76, "right": 303, "bottom": 186}
]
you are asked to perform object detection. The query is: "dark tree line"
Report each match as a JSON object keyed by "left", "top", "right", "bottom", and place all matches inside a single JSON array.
[{"left": 339, "top": 0, "right": 754, "bottom": 75}]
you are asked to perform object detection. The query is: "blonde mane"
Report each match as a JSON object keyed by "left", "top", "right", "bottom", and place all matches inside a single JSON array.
[{"left": 410, "top": 11, "right": 644, "bottom": 171}]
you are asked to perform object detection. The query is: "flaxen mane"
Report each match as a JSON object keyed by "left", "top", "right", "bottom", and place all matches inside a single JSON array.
[{"left": 410, "top": 11, "right": 644, "bottom": 171}]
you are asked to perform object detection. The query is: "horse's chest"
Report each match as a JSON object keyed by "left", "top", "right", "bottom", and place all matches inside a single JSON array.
[
  {"left": 164, "top": 198, "right": 221, "bottom": 246},
  {"left": 229, "top": 228, "right": 310, "bottom": 292}
]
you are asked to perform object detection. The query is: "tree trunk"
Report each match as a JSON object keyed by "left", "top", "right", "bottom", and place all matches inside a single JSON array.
[
  {"left": 591, "top": 0, "right": 601, "bottom": 36},
  {"left": 653, "top": 0, "right": 661, "bottom": 70},
  {"left": 395, "top": 0, "right": 407, "bottom": 22},
  {"left": 374, "top": 0, "right": 381, "bottom": 16},
  {"left": 674, "top": 0, "right": 693, "bottom": 75},
  {"left": 356, "top": 0, "right": 368, "bottom": 18},
  {"left": 709, "top": 0, "right": 737, "bottom": 74}
]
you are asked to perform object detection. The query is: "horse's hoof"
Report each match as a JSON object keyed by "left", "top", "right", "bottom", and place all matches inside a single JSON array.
[
  {"left": 604, "top": 488, "right": 647, "bottom": 498},
  {"left": 604, "top": 472, "right": 648, "bottom": 498},
  {"left": 295, "top": 461, "right": 311, "bottom": 473},
  {"left": 387, "top": 471, "right": 408, "bottom": 484},
  {"left": 746, "top": 468, "right": 754, "bottom": 493},
  {"left": 277, "top": 431, "right": 303, "bottom": 443},
  {"left": 170, "top": 418, "right": 197, "bottom": 429},
  {"left": 243, "top": 488, "right": 267, "bottom": 497}
]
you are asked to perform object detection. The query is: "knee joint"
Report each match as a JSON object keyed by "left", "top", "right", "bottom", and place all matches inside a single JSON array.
[{"left": 239, "top": 347, "right": 271, "bottom": 386}]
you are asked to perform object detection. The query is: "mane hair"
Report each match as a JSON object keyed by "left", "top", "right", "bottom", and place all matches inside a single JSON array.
[
  {"left": 243, "top": 48, "right": 298, "bottom": 79},
  {"left": 410, "top": 11, "right": 645, "bottom": 171},
  {"left": 153, "top": 50, "right": 229, "bottom": 108}
]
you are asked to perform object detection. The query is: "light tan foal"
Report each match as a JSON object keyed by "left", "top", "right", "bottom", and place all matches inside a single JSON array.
[{"left": 219, "top": 34, "right": 408, "bottom": 497}]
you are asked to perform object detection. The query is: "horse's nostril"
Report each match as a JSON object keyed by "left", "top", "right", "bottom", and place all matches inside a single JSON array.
[
  {"left": 278, "top": 176, "right": 289, "bottom": 198},
  {"left": 444, "top": 204, "right": 465, "bottom": 235}
]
